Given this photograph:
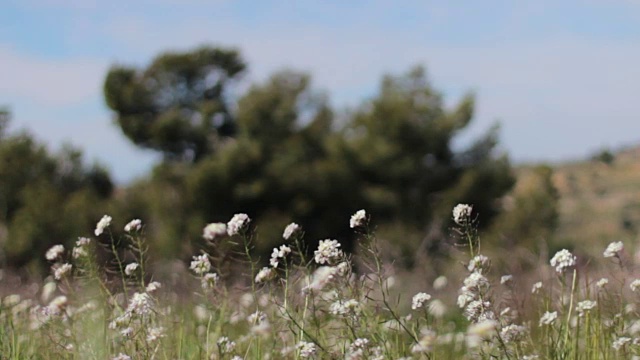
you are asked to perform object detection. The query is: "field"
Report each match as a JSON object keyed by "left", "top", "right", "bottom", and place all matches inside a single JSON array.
[{"left": 2, "top": 201, "right": 640, "bottom": 360}]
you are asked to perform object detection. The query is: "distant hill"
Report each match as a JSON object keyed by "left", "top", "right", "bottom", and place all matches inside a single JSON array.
[{"left": 546, "top": 146, "right": 640, "bottom": 255}]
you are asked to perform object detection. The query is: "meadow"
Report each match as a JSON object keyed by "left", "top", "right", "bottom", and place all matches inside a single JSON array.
[{"left": 1, "top": 205, "right": 639, "bottom": 359}]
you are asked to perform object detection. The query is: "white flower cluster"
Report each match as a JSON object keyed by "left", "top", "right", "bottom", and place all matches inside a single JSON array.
[
  {"left": 329, "top": 299, "right": 361, "bottom": 319},
  {"left": 109, "top": 291, "right": 155, "bottom": 332},
  {"left": 539, "top": 311, "right": 557, "bottom": 326},
  {"left": 301, "top": 264, "right": 348, "bottom": 294},
  {"left": 72, "top": 237, "right": 91, "bottom": 259},
  {"left": 459, "top": 252, "right": 495, "bottom": 323},
  {"left": 254, "top": 267, "right": 275, "bottom": 283},
  {"left": 411, "top": 329, "right": 437, "bottom": 354},
  {"left": 227, "top": 213, "right": 250, "bottom": 236},
  {"left": 347, "top": 338, "right": 370, "bottom": 359},
  {"left": 467, "top": 254, "right": 490, "bottom": 273},
  {"left": 550, "top": 249, "right": 576, "bottom": 274},
  {"left": 124, "top": 263, "right": 139, "bottom": 276},
  {"left": 217, "top": 336, "right": 237, "bottom": 354},
  {"left": 270, "top": 244, "right": 291, "bottom": 268},
  {"left": 112, "top": 353, "right": 131, "bottom": 360},
  {"left": 314, "top": 239, "right": 343, "bottom": 265},
  {"left": 146, "top": 326, "right": 164, "bottom": 343},
  {"left": 350, "top": 209, "right": 367, "bottom": 228},
  {"left": 612, "top": 336, "right": 632, "bottom": 351},
  {"left": 603, "top": 241, "right": 624, "bottom": 258},
  {"left": 576, "top": 300, "right": 597, "bottom": 317},
  {"left": 203, "top": 223, "right": 227, "bottom": 241},
  {"left": 283, "top": 222, "right": 301, "bottom": 240},
  {"left": 46, "top": 245, "right": 64, "bottom": 261},
  {"left": 95, "top": 215, "right": 112, "bottom": 236},
  {"left": 124, "top": 219, "right": 142, "bottom": 233},
  {"left": 531, "top": 282, "right": 543, "bottom": 294},
  {"left": 597, "top": 278, "right": 609, "bottom": 289},
  {"left": 411, "top": 292, "right": 432, "bottom": 310},
  {"left": 631, "top": 279, "right": 640, "bottom": 292},
  {"left": 126, "top": 292, "right": 153, "bottom": 316},
  {"left": 54, "top": 263, "right": 72, "bottom": 280},
  {"left": 453, "top": 204, "right": 472, "bottom": 225},
  {"left": 201, "top": 273, "right": 219, "bottom": 289},
  {"left": 189, "top": 254, "right": 211, "bottom": 275},
  {"left": 296, "top": 341, "right": 317, "bottom": 358},
  {"left": 500, "top": 324, "right": 528, "bottom": 343}
]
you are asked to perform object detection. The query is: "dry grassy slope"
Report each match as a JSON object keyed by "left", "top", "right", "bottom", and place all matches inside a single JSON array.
[{"left": 548, "top": 147, "right": 640, "bottom": 252}]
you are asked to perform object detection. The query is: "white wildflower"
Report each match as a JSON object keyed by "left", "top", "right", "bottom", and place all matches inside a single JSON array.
[
  {"left": 146, "top": 326, "right": 164, "bottom": 342},
  {"left": 126, "top": 292, "right": 152, "bottom": 316},
  {"left": 95, "top": 215, "right": 112, "bottom": 236},
  {"left": 329, "top": 299, "right": 361, "bottom": 318},
  {"left": 296, "top": 341, "right": 317, "bottom": 358},
  {"left": 270, "top": 244, "right": 292, "bottom": 268},
  {"left": 124, "top": 219, "right": 142, "bottom": 233},
  {"left": 500, "top": 275, "right": 513, "bottom": 285},
  {"left": 45, "top": 245, "right": 64, "bottom": 261},
  {"left": 48, "top": 295, "right": 68, "bottom": 314},
  {"left": 217, "top": 336, "right": 236, "bottom": 354},
  {"left": 201, "top": 273, "right": 219, "bottom": 289},
  {"left": 112, "top": 354, "right": 131, "bottom": 360},
  {"left": 604, "top": 241, "right": 624, "bottom": 258},
  {"left": 283, "top": 222, "right": 301, "bottom": 240},
  {"left": 576, "top": 300, "right": 597, "bottom": 316},
  {"left": 500, "top": 324, "right": 527, "bottom": 343},
  {"left": 227, "top": 213, "right": 251, "bottom": 236},
  {"left": 120, "top": 327, "right": 133, "bottom": 337},
  {"left": 124, "top": 263, "right": 139, "bottom": 276},
  {"left": 302, "top": 266, "right": 338, "bottom": 293},
  {"left": 314, "top": 239, "right": 343, "bottom": 265},
  {"left": 613, "top": 336, "right": 632, "bottom": 350},
  {"left": 433, "top": 275, "right": 448, "bottom": 290},
  {"left": 350, "top": 209, "right": 367, "bottom": 228},
  {"left": 463, "top": 272, "right": 489, "bottom": 291},
  {"left": 72, "top": 237, "right": 90, "bottom": 258},
  {"left": 453, "top": 204, "right": 473, "bottom": 225},
  {"left": 531, "top": 282, "right": 543, "bottom": 294},
  {"left": 466, "top": 320, "right": 497, "bottom": 348},
  {"left": 146, "top": 281, "right": 161, "bottom": 293},
  {"left": 254, "top": 267, "right": 275, "bottom": 283},
  {"left": 247, "top": 311, "right": 266, "bottom": 325},
  {"left": 468, "top": 255, "right": 490, "bottom": 273},
  {"left": 539, "top": 311, "right": 558, "bottom": 326},
  {"left": 631, "top": 279, "right": 640, "bottom": 292},
  {"left": 428, "top": 299, "right": 447, "bottom": 318},
  {"left": 411, "top": 329, "right": 436, "bottom": 353},
  {"left": 202, "top": 222, "right": 227, "bottom": 240},
  {"left": 550, "top": 249, "right": 576, "bottom": 274},
  {"left": 596, "top": 278, "right": 609, "bottom": 289},
  {"left": 189, "top": 254, "right": 211, "bottom": 275},
  {"left": 411, "top": 292, "right": 432, "bottom": 310},
  {"left": 54, "top": 263, "right": 72, "bottom": 280}
]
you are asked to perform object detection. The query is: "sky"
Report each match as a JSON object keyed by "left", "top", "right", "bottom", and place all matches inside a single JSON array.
[{"left": 2, "top": 1, "right": 640, "bottom": 184}]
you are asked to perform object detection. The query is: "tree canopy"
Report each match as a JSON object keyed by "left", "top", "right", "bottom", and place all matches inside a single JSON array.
[{"left": 103, "top": 46, "right": 515, "bottom": 264}]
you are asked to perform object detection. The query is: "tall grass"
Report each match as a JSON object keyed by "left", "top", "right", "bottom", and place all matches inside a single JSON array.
[{"left": 1, "top": 207, "right": 640, "bottom": 359}]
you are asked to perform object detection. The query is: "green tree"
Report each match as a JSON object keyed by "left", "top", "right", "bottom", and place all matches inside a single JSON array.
[
  {"left": 0, "top": 114, "right": 114, "bottom": 271},
  {"left": 104, "top": 46, "right": 246, "bottom": 162},
  {"left": 104, "top": 48, "right": 515, "bottom": 263}
]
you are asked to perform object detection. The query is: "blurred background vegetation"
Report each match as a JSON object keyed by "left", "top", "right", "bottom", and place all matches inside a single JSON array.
[{"left": 1, "top": 46, "right": 569, "bottom": 275}]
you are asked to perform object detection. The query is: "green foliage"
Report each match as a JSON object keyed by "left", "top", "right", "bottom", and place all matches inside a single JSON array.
[
  {"left": 488, "top": 165, "right": 559, "bottom": 252},
  {"left": 104, "top": 46, "right": 246, "bottom": 162},
  {"left": 103, "top": 47, "right": 515, "bottom": 262},
  {"left": 0, "top": 114, "right": 114, "bottom": 271}
]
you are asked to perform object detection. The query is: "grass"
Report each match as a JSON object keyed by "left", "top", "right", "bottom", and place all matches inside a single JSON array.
[{"left": 2, "top": 208, "right": 640, "bottom": 359}]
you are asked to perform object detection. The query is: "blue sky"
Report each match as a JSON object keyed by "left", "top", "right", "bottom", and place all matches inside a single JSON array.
[{"left": 2, "top": 1, "right": 640, "bottom": 183}]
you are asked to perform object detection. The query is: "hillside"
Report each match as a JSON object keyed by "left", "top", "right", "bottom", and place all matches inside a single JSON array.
[{"left": 548, "top": 146, "right": 640, "bottom": 255}]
